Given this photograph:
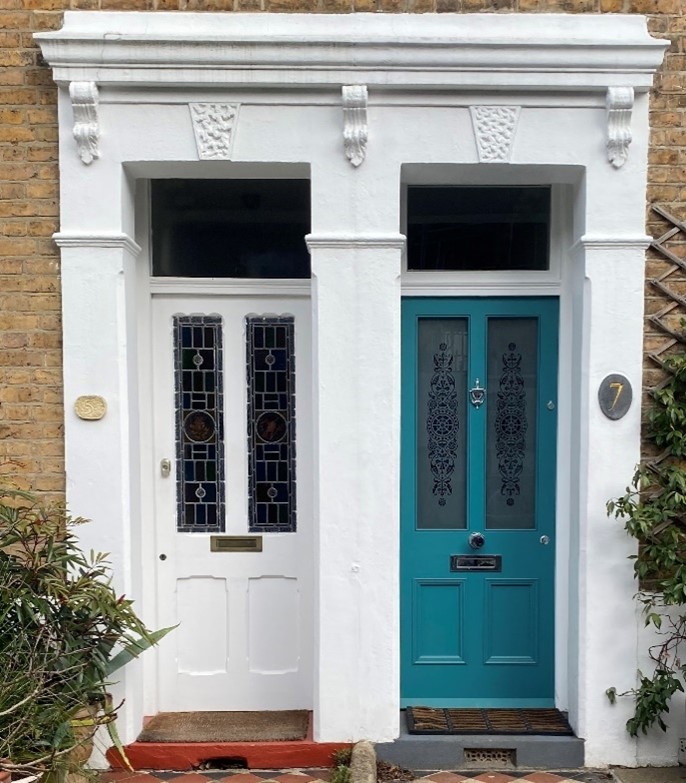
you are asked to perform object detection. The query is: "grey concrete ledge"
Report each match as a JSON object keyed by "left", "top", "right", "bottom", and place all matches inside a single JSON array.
[{"left": 375, "top": 712, "right": 584, "bottom": 770}]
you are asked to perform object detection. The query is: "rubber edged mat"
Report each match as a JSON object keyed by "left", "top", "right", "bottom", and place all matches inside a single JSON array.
[{"left": 406, "top": 707, "right": 574, "bottom": 736}]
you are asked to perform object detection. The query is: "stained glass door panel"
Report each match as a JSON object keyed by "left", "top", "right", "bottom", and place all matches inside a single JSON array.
[{"left": 401, "top": 298, "right": 558, "bottom": 706}]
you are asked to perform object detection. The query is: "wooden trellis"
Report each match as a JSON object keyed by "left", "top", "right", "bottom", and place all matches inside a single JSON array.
[
  {"left": 647, "top": 204, "right": 686, "bottom": 381},
  {"left": 643, "top": 205, "right": 686, "bottom": 469}
]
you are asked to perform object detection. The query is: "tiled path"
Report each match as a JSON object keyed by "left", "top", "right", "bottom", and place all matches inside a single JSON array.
[{"left": 101, "top": 768, "right": 613, "bottom": 783}]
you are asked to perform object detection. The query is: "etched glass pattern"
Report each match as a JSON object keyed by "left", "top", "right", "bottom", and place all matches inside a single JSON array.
[
  {"left": 428, "top": 343, "right": 459, "bottom": 506},
  {"left": 486, "top": 318, "right": 538, "bottom": 529},
  {"left": 174, "top": 315, "right": 225, "bottom": 533},
  {"left": 417, "top": 318, "right": 467, "bottom": 530},
  {"left": 246, "top": 316, "right": 296, "bottom": 533}
]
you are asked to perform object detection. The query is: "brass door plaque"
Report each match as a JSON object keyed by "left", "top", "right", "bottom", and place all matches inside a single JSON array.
[
  {"left": 210, "top": 535, "right": 263, "bottom": 553},
  {"left": 450, "top": 554, "right": 502, "bottom": 572}
]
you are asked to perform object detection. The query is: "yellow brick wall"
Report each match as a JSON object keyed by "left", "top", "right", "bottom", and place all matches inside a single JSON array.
[
  {"left": 0, "top": 7, "right": 61, "bottom": 494},
  {"left": 0, "top": 0, "right": 681, "bottom": 495}
]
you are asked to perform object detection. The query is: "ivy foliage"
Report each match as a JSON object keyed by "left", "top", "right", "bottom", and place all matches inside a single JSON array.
[{"left": 607, "top": 352, "right": 686, "bottom": 736}]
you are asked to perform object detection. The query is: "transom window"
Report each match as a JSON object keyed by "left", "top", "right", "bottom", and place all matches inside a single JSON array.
[
  {"left": 151, "top": 179, "right": 311, "bottom": 279},
  {"left": 407, "top": 186, "right": 551, "bottom": 272}
]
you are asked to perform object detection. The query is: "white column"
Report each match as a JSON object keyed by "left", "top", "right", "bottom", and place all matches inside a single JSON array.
[
  {"left": 574, "top": 236, "right": 650, "bottom": 767},
  {"left": 54, "top": 233, "right": 144, "bottom": 746},
  {"left": 307, "top": 234, "right": 404, "bottom": 743}
]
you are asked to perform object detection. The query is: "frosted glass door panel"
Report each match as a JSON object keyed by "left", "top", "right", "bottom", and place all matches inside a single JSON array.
[
  {"left": 486, "top": 318, "right": 538, "bottom": 530},
  {"left": 417, "top": 318, "right": 467, "bottom": 530}
]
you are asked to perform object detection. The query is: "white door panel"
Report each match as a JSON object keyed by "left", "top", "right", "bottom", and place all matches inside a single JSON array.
[{"left": 153, "top": 295, "right": 312, "bottom": 711}]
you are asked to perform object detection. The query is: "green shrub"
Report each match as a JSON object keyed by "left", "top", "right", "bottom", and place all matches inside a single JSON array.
[{"left": 0, "top": 486, "right": 173, "bottom": 778}]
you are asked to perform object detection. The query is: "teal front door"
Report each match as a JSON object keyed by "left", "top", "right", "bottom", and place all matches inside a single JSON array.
[{"left": 401, "top": 297, "right": 558, "bottom": 707}]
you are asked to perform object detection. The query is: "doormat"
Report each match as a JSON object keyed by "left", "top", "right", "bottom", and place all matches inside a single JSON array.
[
  {"left": 406, "top": 707, "right": 574, "bottom": 736},
  {"left": 137, "top": 710, "right": 309, "bottom": 743}
]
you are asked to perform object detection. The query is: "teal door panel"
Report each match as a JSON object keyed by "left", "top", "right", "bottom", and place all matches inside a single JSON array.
[{"left": 401, "top": 297, "right": 558, "bottom": 707}]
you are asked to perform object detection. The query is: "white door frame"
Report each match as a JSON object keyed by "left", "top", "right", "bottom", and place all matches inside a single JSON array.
[{"left": 38, "top": 12, "right": 666, "bottom": 765}]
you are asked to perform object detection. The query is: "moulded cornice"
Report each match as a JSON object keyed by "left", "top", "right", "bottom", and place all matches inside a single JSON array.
[
  {"left": 149, "top": 278, "right": 311, "bottom": 297},
  {"left": 573, "top": 234, "right": 653, "bottom": 251},
  {"left": 35, "top": 13, "right": 667, "bottom": 93},
  {"left": 306, "top": 234, "right": 406, "bottom": 251},
  {"left": 54, "top": 231, "right": 142, "bottom": 256}
]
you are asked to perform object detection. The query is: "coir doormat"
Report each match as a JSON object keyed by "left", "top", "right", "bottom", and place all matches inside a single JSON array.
[
  {"left": 406, "top": 707, "right": 574, "bottom": 736},
  {"left": 137, "top": 710, "right": 309, "bottom": 743}
]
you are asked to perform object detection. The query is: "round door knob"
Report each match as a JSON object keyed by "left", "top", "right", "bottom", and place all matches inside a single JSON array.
[
  {"left": 159, "top": 553, "right": 167, "bottom": 561},
  {"left": 469, "top": 532, "right": 485, "bottom": 550}
]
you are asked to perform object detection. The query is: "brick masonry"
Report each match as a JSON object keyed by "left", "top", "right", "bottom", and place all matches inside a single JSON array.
[{"left": 0, "top": 0, "right": 682, "bottom": 495}]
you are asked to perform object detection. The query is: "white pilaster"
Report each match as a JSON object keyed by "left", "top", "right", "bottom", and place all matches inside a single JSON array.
[
  {"left": 307, "top": 234, "right": 404, "bottom": 742},
  {"left": 54, "top": 232, "right": 144, "bottom": 746},
  {"left": 573, "top": 236, "right": 650, "bottom": 767}
]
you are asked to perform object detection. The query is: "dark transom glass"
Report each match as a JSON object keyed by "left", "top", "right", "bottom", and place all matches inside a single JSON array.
[
  {"left": 407, "top": 186, "right": 550, "bottom": 272},
  {"left": 152, "top": 179, "right": 311, "bottom": 279}
]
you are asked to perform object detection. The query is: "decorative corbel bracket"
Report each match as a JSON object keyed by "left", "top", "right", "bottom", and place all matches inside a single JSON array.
[
  {"left": 342, "top": 85, "right": 368, "bottom": 168},
  {"left": 189, "top": 103, "right": 239, "bottom": 160},
  {"left": 606, "top": 87, "right": 634, "bottom": 169},
  {"left": 69, "top": 82, "right": 100, "bottom": 165}
]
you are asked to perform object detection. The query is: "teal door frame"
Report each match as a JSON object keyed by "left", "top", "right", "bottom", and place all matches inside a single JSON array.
[{"left": 400, "top": 297, "right": 559, "bottom": 707}]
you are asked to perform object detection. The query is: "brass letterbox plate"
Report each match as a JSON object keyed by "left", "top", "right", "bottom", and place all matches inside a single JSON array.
[
  {"left": 450, "top": 554, "right": 502, "bottom": 572},
  {"left": 210, "top": 535, "right": 263, "bottom": 553}
]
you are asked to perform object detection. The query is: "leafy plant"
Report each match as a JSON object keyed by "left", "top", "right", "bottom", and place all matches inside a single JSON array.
[
  {"left": 330, "top": 765, "right": 352, "bottom": 783},
  {"left": 331, "top": 748, "right": 353, "bottom": 767},
  {"left": 0, "top": 486, "right": 174, "bottom": 779},
  {"left": 607, "top": 351, "right": 686, "bottom": 735}
]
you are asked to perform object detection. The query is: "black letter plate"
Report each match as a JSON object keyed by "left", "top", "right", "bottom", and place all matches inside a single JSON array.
[{"left": 450, "top": 554, "right": 502, "bottom": 572}]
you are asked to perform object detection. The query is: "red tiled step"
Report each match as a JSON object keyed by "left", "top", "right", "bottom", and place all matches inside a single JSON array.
[{"left": 106, "top": 740, "right": 350, "bottom": 770}]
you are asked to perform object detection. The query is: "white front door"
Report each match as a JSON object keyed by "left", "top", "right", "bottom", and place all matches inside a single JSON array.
[{"left": 152, "top": 294, "right": 313, "bottom": 711}]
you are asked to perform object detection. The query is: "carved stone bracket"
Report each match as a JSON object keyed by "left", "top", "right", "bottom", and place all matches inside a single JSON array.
[
  {"left": 470, "top": 106, "right": 520, "bottom": 163},
  {"left": 606, "top": 87, "right": 634, "bottom": 169},
  {"left": 69, "top": 82, "right": 100, "bottom": 165},
  {"left": 189, "top": 103, "right": 239, "bottom": 160},
  {"left": 342, "top": 85, "right": 368, "bottom": 168}
]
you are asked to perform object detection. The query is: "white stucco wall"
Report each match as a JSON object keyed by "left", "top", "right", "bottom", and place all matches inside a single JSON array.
[{"left": 38, "top": 12, "right": 669, "bottom": 765}]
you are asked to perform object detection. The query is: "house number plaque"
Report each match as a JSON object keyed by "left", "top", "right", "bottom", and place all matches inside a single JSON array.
[{"left": 598, "top": 374, "right": 632, "bottom": 420}]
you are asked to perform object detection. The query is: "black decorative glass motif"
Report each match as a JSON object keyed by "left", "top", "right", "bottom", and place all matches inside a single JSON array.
[
  {"left": 495, "top": 342, "right": 527, "bottom": 506},
  {"left": 427, "top": 342, "right": 459, "bottom": 506},
  {"left": 174, "top": 315, "right": 225, "bottom": 533},
  {"left": 246, "top": 316, "right": 296, "bottom": 533}
]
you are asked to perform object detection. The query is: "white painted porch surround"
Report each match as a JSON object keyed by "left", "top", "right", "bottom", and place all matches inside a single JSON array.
[{"left": 37, "top": 13, "right": 667, "bottom": 767}]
